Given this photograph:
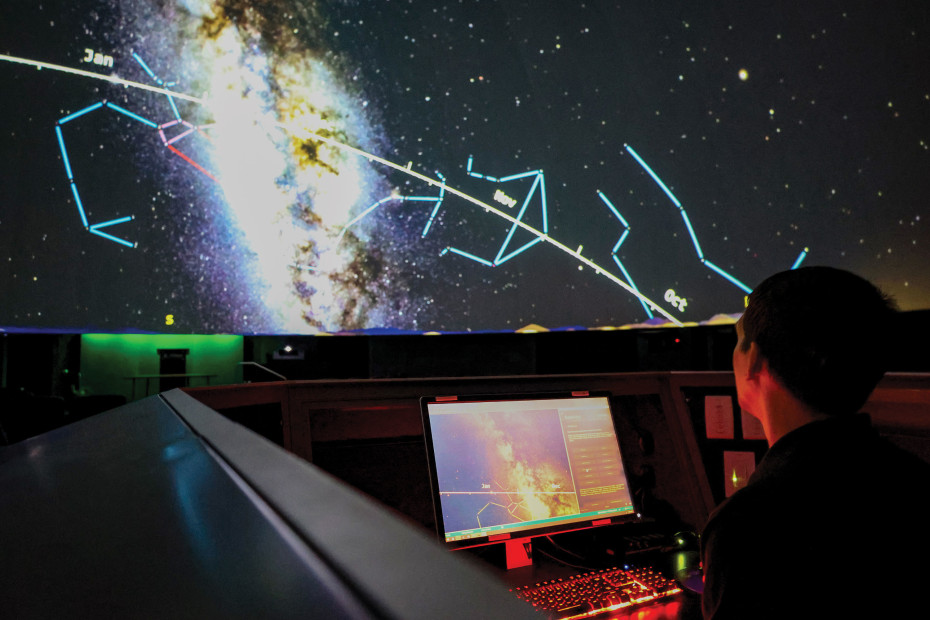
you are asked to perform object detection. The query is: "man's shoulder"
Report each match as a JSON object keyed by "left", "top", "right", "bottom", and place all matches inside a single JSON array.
[
  {"left": 702, "top": 479, "right": 780, "bottom": 541},
  {"left": 766, "top": 414, "right": 930, "bottom": 481}
]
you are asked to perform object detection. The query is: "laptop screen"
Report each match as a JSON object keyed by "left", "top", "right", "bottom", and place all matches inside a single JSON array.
[{"left": 421, "top": 392, "right": 637, "bottom": 549}]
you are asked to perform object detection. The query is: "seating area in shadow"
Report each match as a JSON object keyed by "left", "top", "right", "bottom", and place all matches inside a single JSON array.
[{"left": 0, "top": 389, "right": 126, "bottom": 445}]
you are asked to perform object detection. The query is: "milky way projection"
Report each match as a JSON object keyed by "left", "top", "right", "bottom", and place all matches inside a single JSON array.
[{"left": 1, "top": 1, "right": 927, "bottom": 334}]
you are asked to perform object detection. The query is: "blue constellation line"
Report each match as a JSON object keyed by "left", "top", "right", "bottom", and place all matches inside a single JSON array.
[
  {"left": 9, "top": 52, "right": 809, "bottom": 325},
  {"left": 54, "top": 53, "right": 216, "bottom": 248},
  {"left": 3, "top": 53, "right": 681, "bottom": 323},
  {"left": 332, "top": 171, "right": 447, "bottom": 248},
  {"left": 597, "top": 190, "right": 654, "bottom": 319},
  {"left": 466, "top": 155, "right": 549, "bottom": 233},
  {"left": 246, "top": 122, "right": 683, "bottom": 324},
  {"left": 55, "top": 102, "right": 141, "bottom": 248},
  {"left": 624, "top": 144, "right": 809, "bottom": 294},
  {"left": 440, "top": 156, "right": 549, "bottom": 266},
  {"left": 132, "top": 52, "right": 182, "bottom": 122},
  {"left": 420, "top": 172, "right": 446, "bottom": 237},
  {"left": 339, "top": 195, "right": 400, "bottom": 243}
]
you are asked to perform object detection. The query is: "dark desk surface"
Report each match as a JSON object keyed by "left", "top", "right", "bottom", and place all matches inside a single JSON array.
[
  {"left": 0, "top": 397, "right": 365, "bottom": 618},
  {"left": 0, "top": 391, "right": 541, "bottom": 620}
]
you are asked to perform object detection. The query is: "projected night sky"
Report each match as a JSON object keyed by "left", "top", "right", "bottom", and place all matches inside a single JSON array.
[{"left": 1, "top": 1, "right": 927, "bottom": 334}]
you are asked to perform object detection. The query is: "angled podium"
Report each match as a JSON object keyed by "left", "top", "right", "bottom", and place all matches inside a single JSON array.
[{"left": 0, "top": 389, "right": 541, "bottom": 619}]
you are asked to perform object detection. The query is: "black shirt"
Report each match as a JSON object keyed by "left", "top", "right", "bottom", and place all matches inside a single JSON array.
[{"left": 701, "top": 414, "right": 930, "bottom": 619}]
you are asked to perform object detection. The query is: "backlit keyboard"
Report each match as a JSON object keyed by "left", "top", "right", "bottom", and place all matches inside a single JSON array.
[{"left": 511, "top": 565, "right": 681, "bottom": 618}]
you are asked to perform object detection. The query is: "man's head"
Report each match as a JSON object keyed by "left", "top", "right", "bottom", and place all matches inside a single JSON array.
[{"left": 736, "top": 266, "right": 896, "bottom": 417}]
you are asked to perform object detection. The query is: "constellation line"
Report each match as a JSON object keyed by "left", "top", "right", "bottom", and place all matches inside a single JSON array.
[
  {"left": 625, "top": 144, "right": 796, "bottom": 295},
  {"left": 3, "top": 52, "right": 681, "bottom": 324},
  {"left": 597, "top": 190, "right": 654, "bottom": 319}
]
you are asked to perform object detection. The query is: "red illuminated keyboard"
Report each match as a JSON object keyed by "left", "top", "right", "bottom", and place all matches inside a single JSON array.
[{"left": 511, "top": 565, "right": 681, "bottom": 619}]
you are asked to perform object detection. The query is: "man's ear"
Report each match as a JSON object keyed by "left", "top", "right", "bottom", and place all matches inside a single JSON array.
[{"left": 745, "top": 341, "right": 764, "bottom": 378}]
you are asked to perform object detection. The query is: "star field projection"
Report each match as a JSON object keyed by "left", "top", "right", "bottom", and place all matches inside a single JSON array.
[
  {"left": 1, "top": 1, "right": 928, "bottom": 334},
  {"left": 334, "top": 1, "right": 928, "bottom": 315},
  {"left": 331, "top": 150, "right": 691, "bottom": 323},
  {"left": 9, "top": 49, "right": 691, "bottom": 326},
  {"left": 54, "top": 52, "right": 217, "bottom": 248}
]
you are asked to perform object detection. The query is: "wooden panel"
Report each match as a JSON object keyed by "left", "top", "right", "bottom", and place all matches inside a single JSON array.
[
  {"left": 186, "top": 381, "right": 290, "bottom": 409},
  {"left": 188, "top": 372, "right": 714, "bottom": 531},
  {"left": 302, "top": 402, "right": 423, "bottom": 442},
  {"left": 867, "top": 380, "right": 930, "bottom": 434},
  {"left": 184, "top": 372, "right": 930, "bottom": 533},
  {"left": 863, "top": 375, "right": 930, "bottom": 463}
]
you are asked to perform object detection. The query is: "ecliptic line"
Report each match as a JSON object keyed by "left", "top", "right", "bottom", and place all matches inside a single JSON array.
[
  {"left": 295, "top": 125, "right": 681, "bottom": 324},
  {"left": 448, "top": 159, "right": 550, "bottom": 267},
  {"left": 0, "top": 54, "right": 207, "bottom": 105},
  {"left": 48, "top": 53, "right": 218, "bottom": 248},
  {"left": 4, "top": 52, "right": 682, "bottom": 323},
  {"left": 421, "top": 172, "right": 447, "bottom": 236}
]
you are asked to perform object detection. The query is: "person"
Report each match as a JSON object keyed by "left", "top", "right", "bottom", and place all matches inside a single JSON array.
[{"left": 700, "top": 266, "right": 930, "bottom": 619}]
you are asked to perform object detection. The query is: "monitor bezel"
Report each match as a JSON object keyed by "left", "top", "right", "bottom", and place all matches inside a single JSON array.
[{"left": 419, "top": 390, "right": 640, "bottom": 552}]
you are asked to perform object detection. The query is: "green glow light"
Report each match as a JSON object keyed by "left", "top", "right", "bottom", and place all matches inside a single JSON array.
[{"left": 80, "top": 334, "right": 243, "bottom": 401}]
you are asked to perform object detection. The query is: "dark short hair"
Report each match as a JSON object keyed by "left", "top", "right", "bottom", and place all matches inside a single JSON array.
[{"left": 739, "top": 266, "right": 897, "bottom": 416}]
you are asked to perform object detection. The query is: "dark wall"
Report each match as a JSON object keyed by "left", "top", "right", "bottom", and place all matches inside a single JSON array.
[
  {"left": 3, "top": 309, "right": 928, "bottom": 399},
  {"left": 256, "top": 324, "right": 741, "bottom": 381},
  {"left": 0, "top": 333, "right": 80, "bottom": 397}
]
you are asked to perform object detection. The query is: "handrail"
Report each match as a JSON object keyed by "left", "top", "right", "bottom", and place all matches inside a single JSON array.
[{"left": 238, "top": 362, "right": 287, "bottom": 381}]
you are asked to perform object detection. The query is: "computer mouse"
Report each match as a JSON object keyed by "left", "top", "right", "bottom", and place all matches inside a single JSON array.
[{"left": 673, "top": 530, "right": 699, "bottom": 550}]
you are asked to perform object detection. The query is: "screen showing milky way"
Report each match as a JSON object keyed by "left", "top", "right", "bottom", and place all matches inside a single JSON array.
[
  {"left": 424, "top": 395, "right": 634, "bottom": 544},
  {"left": 2, "top": 1, "right": 928, "bottom": 334}
]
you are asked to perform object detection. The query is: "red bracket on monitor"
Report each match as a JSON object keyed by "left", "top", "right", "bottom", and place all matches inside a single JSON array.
[{"left": 504, "top": 538, "right": 533, "bottom": 570}]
